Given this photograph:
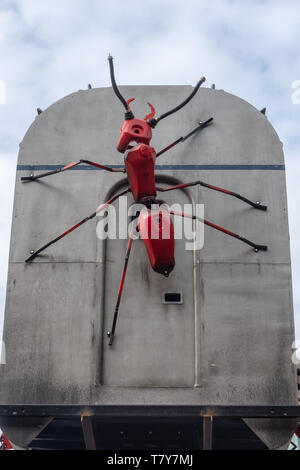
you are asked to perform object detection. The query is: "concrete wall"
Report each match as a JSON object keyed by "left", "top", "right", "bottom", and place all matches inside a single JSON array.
[{"left": 0, "top": 85, "right": 297, "bottom": 448}]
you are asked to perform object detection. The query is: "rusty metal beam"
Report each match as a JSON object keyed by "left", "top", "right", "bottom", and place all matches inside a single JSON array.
[
  {"left": 203, "top": 415, "right": 213, "bottom": 450},
  {"left": 81, "top": 414, "right": 96, "bottom": 450}
]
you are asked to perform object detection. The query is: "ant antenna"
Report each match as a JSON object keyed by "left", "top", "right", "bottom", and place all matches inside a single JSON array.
[
  {"left": 148, "top": 77, "right": 206, "bottom": 128},
  {"left": 108, "top": 55, "right": 134, "bottom": 120}
]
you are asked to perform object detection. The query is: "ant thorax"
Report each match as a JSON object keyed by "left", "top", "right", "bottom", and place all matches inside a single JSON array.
[{"left": 124, "top": 143, "right": 157, "bottom": 202}]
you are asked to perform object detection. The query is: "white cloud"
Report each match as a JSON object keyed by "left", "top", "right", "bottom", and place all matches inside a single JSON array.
[{"left": 0, "top": 80, "right": 6, "bottom": 105}]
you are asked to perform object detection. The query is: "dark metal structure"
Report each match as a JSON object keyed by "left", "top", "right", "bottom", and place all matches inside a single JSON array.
[{"left": 0, "top": 406, "right": 299, "bottom": 450}]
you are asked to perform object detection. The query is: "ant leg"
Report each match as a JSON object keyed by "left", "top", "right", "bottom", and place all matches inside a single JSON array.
[
  {"left": 107, "top": 223, "right": 136, "bottom": 346},
  {"left": 25, "top": 188, "right": 131, "bottom": 263},
  {"left": 21, "top": 159, "right": 125, "bottom": 182},
  {"left": 157, "top": 181, "right": 267, "bottom": 211},
  {"left": 156, "top": 118, "right": 213, "bottom": 158},
  {"left": 170, "top": 210, "right": 268, "bottom": 252}
]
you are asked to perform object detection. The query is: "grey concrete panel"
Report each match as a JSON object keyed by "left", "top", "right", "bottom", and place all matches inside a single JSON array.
[
  {"left": 0, "top": 417, "right": 53, "bottom": 449},
  {"left": 194, "top": 262, "right": 296, "bottom": 404},
  {"left": 167, "top": 88, "right": 284, "bottom": 166},
  {"left": 101, "top": 187, "right": 195, "bottom": 387},
  {"left": 156, "top": 170, "right": 290, "bottom": 264},
  {"left": 13, "top": 169, "right": 290, "bottom": 265},
  {"left": 0, "top": 263, "right": 102, "bottom": 404},
  {"left": 244, "top": 418, "right": 298, "bottom": 450},
  {"left": 11, "top": 172, "right": 104, "bottom": 263}
]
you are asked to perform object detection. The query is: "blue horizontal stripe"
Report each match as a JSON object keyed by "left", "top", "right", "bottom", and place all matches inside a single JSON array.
[{"left": 17, "top": 164, "right": 285, "bottom": 171}]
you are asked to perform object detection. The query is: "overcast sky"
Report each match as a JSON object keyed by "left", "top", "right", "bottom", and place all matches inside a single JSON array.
[{"left": 0, "top": 0, "right": 299, "bottom": 346}]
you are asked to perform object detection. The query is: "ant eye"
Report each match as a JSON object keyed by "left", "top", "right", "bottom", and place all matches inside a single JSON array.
[{"left": 132, "top": 125, "right": 143, "bottom": 135}]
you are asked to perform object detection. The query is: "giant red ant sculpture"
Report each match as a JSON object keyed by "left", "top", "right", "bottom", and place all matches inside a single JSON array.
[{"left": 23, "top": 56, "right": 268, "bottom": 346}]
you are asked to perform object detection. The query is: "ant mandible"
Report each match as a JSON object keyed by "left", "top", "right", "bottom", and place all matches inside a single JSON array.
[{"left": 22, "top": 55, "right": 268, "bottom": 346}]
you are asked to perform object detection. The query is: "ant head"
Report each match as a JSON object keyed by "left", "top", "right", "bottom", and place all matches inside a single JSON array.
[
  {"left": 117, "top": 99, "right": 155, "bottom": 153},
  {"left": 108, "top": 55, "right": 206, "bottom": 152}
]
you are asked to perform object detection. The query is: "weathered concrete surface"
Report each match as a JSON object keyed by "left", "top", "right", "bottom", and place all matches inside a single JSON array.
[
  {"left": 0, "top": 86, "right": 297, "bottom": 448},
  {"left": 0, "top": 418, "right": 52, "bottom": 449}
]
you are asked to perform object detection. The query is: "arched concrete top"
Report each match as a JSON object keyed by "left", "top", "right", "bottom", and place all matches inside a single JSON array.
[{"left": 18, "top": 86, "right": 284, "bottom": 167}]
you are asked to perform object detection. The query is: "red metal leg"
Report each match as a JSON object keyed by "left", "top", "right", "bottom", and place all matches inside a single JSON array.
[
  {"left": 157, "top": 180, "right": 267, "bottom": 211},
  {"left": 25, "top": 188, "right": 131, "bottom": 263},
  {"left": 21, "top": 159, "right": 125, "bottom": 182},
  {"left": 170, "top": 211, "right": 268, "bottom": 252},
  {"left": 156, "top": 119, "right": 213, "bottom": 158},
  {"left": 107, "top": 224, "right": 136, "bottom": 346}
]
